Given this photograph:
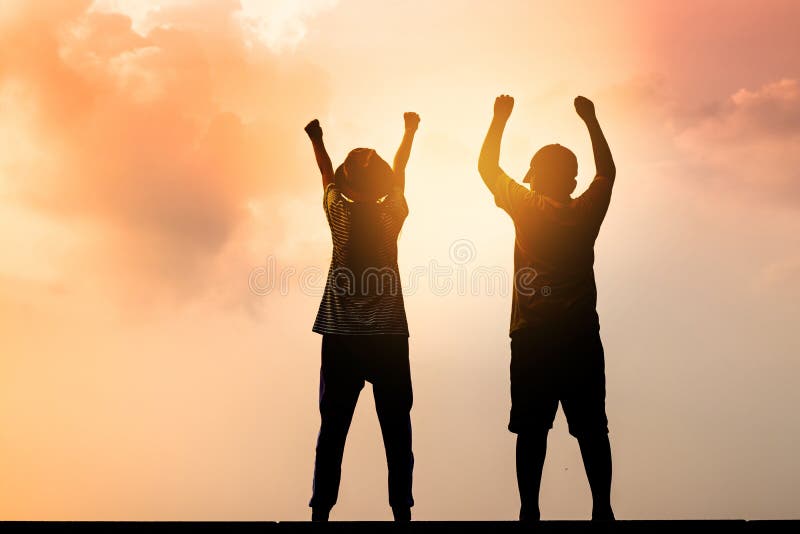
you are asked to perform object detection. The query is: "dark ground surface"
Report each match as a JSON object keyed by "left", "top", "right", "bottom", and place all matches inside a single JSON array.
[{"left": 2, "top": 521, "right": 799, "bottom": 532}]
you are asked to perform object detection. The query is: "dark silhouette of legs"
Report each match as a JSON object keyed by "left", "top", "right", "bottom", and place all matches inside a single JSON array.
[
  {"left": 309, "top": 336, "right": 364, "bottom": 520},
  {"left": 561, "top": 329, "right": 613, "bottom": 520},
  {"left": 309, "top": 335, "right": 413, "bottom": 521},
  {"left": 310, "top": 507, "right": 329, "bottom": 522},
  {"left": 516, "top": 429, "right": 549, "bottom": 521},
  {"left": 369, "top": 336, "right": 414, "bottom": 521},
  {"left": 309, "top": 383, "right": 361, "bottom": 518},
  {"left": 577, "top": 432, "right": 614, "bottom": 520},
  {"left": 374, "top": 396, "right": 414, "bottom": 519},
  {"left": 509, "top": 329, "right": 559, "bottom": 521}
]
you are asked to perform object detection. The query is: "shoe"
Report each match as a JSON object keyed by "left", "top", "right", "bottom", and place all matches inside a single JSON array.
[
  {"left": 591, "top": 506, "right": 615, "bottom": 521},
  {"left": 311, "top": 507, "right": 330, "bottom": 522},
  {"left": 519, "top": 506, "right": 540, "bottom": 522},
  {"left": 392, "top": 506, "right": 411, "bottom": 522}
]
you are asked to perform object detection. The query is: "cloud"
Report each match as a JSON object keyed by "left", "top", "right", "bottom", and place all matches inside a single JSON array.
[
  {"left": 237, "top": 0, "right": 339, "bottom": 51},
  {"left": 599, "top": 75, "right": 800, "bottom": 208},
  {"left": 673, "top": 79, "right": 800, "bottom": 205},
  {"left": 680, "top": 79, "right": 800, "bottom": 143},
  {"left": 0, "top": 0, "right": 328, "bottom": 303},
  {"left": 664, "top": 79, "right": 800, "bottom": 207},
  {"left": 90, "top": 0, "right": 339, "bottom": 52}
]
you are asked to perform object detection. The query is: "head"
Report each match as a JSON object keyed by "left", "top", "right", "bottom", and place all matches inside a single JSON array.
[
  {"left": 523, "top": 144, "right": 578, "bottom": 200},
  {"left": 334, "top": 148, "right": 394, "bottom": 202}
]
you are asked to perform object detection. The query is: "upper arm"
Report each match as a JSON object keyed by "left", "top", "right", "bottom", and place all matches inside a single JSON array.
[
  {"left": 310, "top": 138, "right": 335, "bottom": 190},
  {"left": 322, "top": 168, "right": 335, "bottom": 190},
  {"left": 391, "top": 168, "right": 405, "bottom": 195},
  {"left": 320, "top": 153, "right": 335, "bottom": 189}
]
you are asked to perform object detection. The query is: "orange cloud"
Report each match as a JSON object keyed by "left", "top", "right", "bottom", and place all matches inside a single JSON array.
[{"left": 0, "top": 0, "right": 326, "bottom": 300}]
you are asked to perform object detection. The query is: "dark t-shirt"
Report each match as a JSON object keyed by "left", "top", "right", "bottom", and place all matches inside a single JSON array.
[{"left": 489, "top": 170, "right": 614, "bottom": 335}]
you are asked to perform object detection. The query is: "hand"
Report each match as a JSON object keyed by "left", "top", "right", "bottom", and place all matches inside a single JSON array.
[
  {"left": 574, "top": 96, "right": 596, "bottom": 122},
  {"left": 493, "top": 94, "right": 514, "bottom": 121},
  {"left": 404, "top": 112, "right": 420, "bottom": 132},
  {"left": 304, "top": 119, "right": 323, "bottom": 140}
]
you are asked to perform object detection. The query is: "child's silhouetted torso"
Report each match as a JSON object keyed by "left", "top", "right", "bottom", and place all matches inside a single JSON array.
[{"left": 313, "top": 184, "right": 409, "bottom": 335}]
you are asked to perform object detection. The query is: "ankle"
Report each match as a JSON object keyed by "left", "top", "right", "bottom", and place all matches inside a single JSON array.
[
  {"left": 591, "top": 505, "right": 614, "bottom": 521},
  {"left": 519, "top": 505, "right": 540, "bottom": 522},
  {"left": 311, "top": 507, "right": 330, "bottom": 522},
  {"left": 392, "top": 505, "right": 411, "bottom": 522}
]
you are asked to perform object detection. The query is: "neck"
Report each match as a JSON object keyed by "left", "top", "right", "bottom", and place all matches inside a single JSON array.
[{"left": 531, "top": 186, "right": 570, "bottom": 204}]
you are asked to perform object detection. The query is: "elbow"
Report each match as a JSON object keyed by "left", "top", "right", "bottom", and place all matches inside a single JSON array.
[
  {"left": 601, "top": 162, "right": 616, "bottom": 181},
  {"left": 477, "top": 163, "right": 497, "bottom": 190}
]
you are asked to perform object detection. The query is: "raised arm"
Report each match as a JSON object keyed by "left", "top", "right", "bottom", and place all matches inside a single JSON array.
[
  {"left": 478, "top": 95, "right": 514, "bottom": 190},
  {"left": 574, "top": 96, "right": 616, "bottom": 182},
  {"left": 304, "top": 119, "right": 334, "bottom": 189},
  {"left": 392, "top": 112, "right": 420, "bottom": 193}
]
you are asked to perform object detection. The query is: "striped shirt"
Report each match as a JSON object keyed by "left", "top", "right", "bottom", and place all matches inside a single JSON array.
[{"left": 313, "top": 183, "right": 409, "bottom": 336}]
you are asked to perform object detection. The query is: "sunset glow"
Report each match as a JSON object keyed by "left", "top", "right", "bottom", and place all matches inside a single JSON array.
[{"left": 1, "top": 0, "right": 799, "bottom": 521}]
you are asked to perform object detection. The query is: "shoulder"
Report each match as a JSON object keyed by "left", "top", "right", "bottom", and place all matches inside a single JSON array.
[
  {"left": 381, "top": 187, "right": 408, "bottom": 209},
  {"left": 575, "top": 175, "right": 613, "bottom": 203},
  {"left": 324, "top": 183, "right": 351, "bottom": 221},
  {"left": 494, "top": 176, "right": 545, "bottom": 214},
  {"left": 571, "top": 175, "right": 614, "bottom": 227},
  {"left": 324, "top": 182, "right": 338, "bottom": 201},
  {"left": 588, "top": 174, "right": 614, "bottom": 192},
  {"left": 325, "top": 183, "right": 349, "bottom": 207},
  {"left": 592, "top": 174, "right": 614, "bottom": 188}
]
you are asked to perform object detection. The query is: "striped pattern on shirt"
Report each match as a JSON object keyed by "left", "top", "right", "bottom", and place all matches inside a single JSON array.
[{"left": 313, "top": 183, "right": 410, "bottom": 336}]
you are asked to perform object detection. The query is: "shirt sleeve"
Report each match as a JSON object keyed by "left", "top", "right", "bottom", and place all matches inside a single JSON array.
[
  {"left": 323, "top": 183, "right": 345, "bottom": 225},
  {"left": 574, "top": 175, "right": 614, "bottom": 233},
  {"left": 380, "top": 188, "right": 410, "bottom": 234},
  {"left": 489, "top": 168, "right": 536, "bottom": 218}
]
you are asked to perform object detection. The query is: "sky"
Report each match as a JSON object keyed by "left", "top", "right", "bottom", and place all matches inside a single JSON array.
[{"left": 1, "top": 0, "right": 799, "bottom": 521}]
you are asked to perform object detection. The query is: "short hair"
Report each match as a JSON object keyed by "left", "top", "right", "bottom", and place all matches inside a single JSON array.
[{"left": 526, "top": 144, "right": 578, "bottom": 186}]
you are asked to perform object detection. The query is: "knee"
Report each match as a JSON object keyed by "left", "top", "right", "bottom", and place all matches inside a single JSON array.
[
  {"left": 511, "top": 424, "right": 551, "bottom": 439},
  {"left": 569, "top": 426, "right": 609, "bottom": 443},
  {"left": 376, "top": 388, "right": 413, "bottom": 415},
  {"left": 567, "top": 413, "right": 608, "bottom": 440},
  {"left": 517, "top": 427, "right": 549, "bottom": 439}
]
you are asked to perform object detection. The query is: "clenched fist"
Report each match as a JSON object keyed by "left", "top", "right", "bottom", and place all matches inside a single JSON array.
[
  {"left": 574, "top": 96, "right": 596, "bottom": 122},
  {"left": 494, "top": 94, "right": 514, "bottom": 121},
  {"left": 404, "top": 112, "right": 420, "bottom": 132},
  {"left": 304, "top": 119, "right": 323, "bottom": 140}
]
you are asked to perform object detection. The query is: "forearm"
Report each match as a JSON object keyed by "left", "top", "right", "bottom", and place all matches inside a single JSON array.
[
  {"left": 393, "top": 130, "right": 416, "bottom": 174},
  {"left": 310, "top": 137, "right": 334, "bottom": 187},
  {"left": 392, "top": 129, "right": 416, "bottom": 192},
  {"left": 478, "top": 116, "right": 507, "bottom": 185},
  {"left": 585, "top": 117, "right": 615, "bottom": 180}
]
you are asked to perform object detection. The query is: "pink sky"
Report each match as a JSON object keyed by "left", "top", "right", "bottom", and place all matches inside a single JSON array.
[{"left": 1, "top": 0, "right": 799, "bottom": 520}]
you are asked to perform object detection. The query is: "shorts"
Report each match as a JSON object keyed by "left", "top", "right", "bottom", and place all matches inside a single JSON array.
[{"left": 509, "top": 326, "right": 608, "bottom": 437}]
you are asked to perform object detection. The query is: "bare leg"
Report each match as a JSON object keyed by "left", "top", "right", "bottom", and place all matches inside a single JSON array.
[
  {"left": 516, "top": 430, "right": 549, "bottom": 521},
  {"left": 576, "top": 432, "right": 614, "bottom": 520}
]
